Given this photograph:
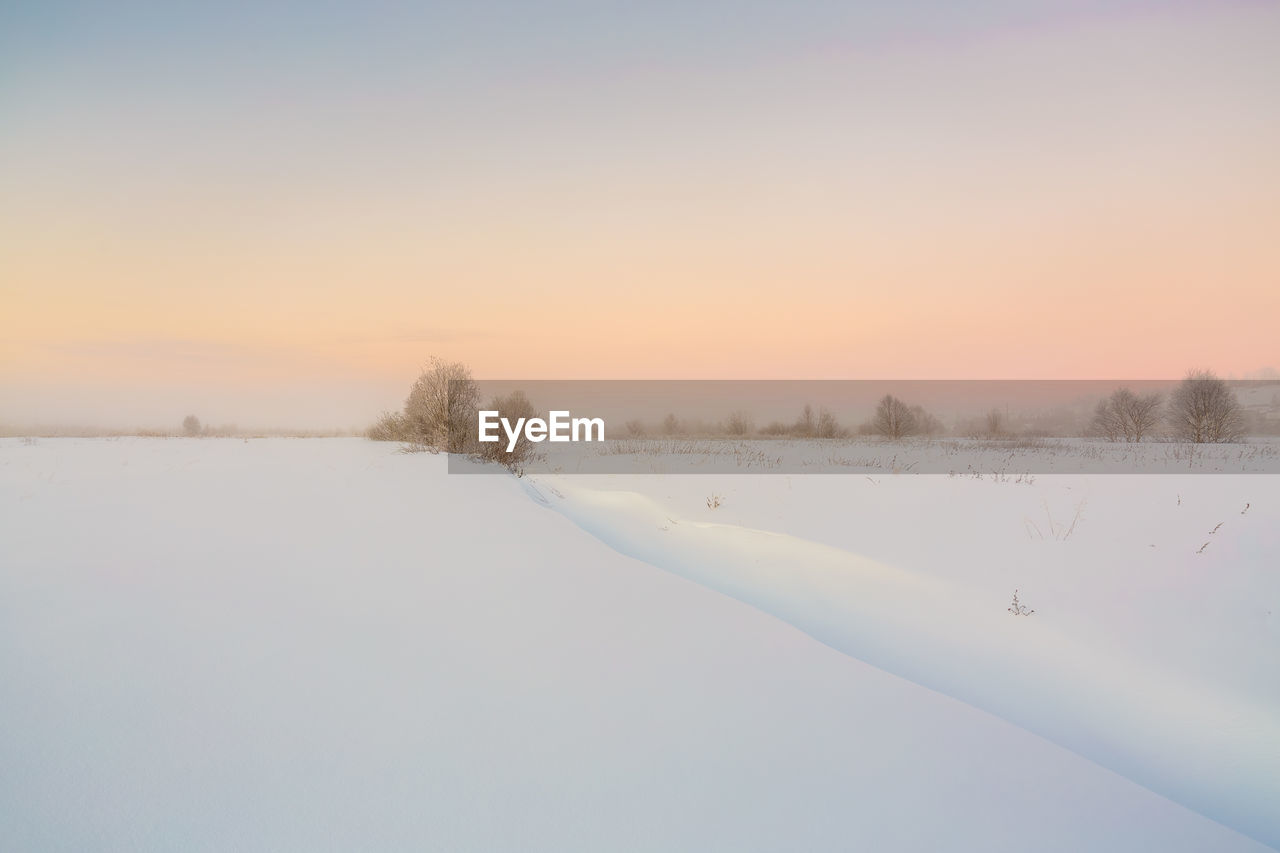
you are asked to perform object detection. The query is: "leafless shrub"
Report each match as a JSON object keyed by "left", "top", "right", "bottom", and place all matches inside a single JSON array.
[
  {"left": 816, "top": 407, "right": 843, "bottom": 438},
  {"left": 624, "top": 418, "right": 647, "bottom": 437},
  {"left": 908, "top": 405, "right": 945, "bottom": 437},
  {"left": 662, "top": 413, "right": 680, "bottom": 436},
  {"left": 1089, "top": 398, "right": 1122, "bottom": 441},
  {"left": 1090, "top": 388, "right": 1162, "bottom": 442},
  {"left": 725, "top": 410, "right": 754, "bottom": 436},
  {"left": 1124, "top": 391, "right": 1163, "bottom": 441},
  {"left": 1168, "top": 370, "right": 1244, "bottom": 443},
  {"left": 475, "top": 389, "right": 539, "bottom": 468},
  {"left": 367, "top": 411, "right": 410, "bottom": 441},
  {"left": 873, "top": 395, "right": 918, "bottom": 439},
  {"left": 794, "top": 404, "right": 817, "bottom": 438},
  {"left": 403, "top": 358, "right": 481, "bottom": 452},
  {"left": 984, "top": 408, "right": 1005, "bottom": 437}
]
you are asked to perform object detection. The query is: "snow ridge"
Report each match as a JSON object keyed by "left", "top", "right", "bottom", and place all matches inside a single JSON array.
[{"left": 524, "top": 476, "right": 1280, "bottom": 850}]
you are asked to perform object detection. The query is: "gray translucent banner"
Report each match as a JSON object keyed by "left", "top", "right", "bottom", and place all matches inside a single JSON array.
[{"left": 443, "top": 380, "right": 1280, "bottom": 474}]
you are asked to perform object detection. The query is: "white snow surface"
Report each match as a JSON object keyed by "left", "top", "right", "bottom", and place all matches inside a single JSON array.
[{"left": 2, "top": 437, "right": 1277, "bottom": 852}]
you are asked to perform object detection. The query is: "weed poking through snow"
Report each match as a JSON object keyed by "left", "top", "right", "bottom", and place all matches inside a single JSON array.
[
  {"left": 1025, "top": 499, "right": 1086, "bottom": 540},
  {"left": 1008, "top": 590, "right": 1035, "bottom": 616}
]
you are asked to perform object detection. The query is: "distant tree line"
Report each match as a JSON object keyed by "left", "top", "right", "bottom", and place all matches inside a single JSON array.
[
  {"left": 179, "top": 416, "right": 260, "bottom": 437},
  {"left": 368, "top": 364, "right": 1255, "bottom": 459}
]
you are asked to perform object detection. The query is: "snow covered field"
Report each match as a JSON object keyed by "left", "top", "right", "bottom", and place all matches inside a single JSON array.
[
  {"left": 469, "top": 434, "right": 1280, "bottom": 475},
  {"left": 2, "top": 437, "right": 1278, "bottom": 851}
]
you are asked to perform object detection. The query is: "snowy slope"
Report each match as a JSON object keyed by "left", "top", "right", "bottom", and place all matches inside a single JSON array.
[
  {"left": 0, "top": 438, "right": 1274, "bottom": 852},
  {"left": 523, "top": 472, "right": 1280, "bottom": 848}
]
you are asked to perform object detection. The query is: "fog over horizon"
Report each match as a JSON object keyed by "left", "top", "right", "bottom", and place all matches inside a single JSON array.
[
  {"left": 5, "top": 371, "right": 1280, "bottom": 435},
  {"left": 1, "top": 378, "right": 405, "bottom": 433}
]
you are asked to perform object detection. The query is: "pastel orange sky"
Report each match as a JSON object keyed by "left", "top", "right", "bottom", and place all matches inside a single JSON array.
[{"left": 2, "top": 1, "right": 1277, "bottom": 427}]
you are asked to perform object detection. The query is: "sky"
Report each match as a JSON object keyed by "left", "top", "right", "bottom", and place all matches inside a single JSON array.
[{"left": 2, "top": 0, "right": 1278, "bottom": 428}]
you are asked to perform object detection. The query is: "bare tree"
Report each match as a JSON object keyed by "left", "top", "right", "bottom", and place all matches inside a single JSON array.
[
  {"left": 909, "top": 405, "right": 945, "bottom": 437},
  {"left": 873, "top": 395, "right": 918, "bottom": 439},
  {"left": 403, "top": 358, "right": 481, "bottom": 452},
  {"left": 1090, "top": 388, "right": 1162, "bottom": 442},
  {"left": 662, "top": 413, "right": 680, "bottom": 436},
  {"left": 1089, "top": 397, "right": 1124, "bottom": 441},
  {"left": 1122, "top": 389, "right": 1162, "bottom": 442},
  {"left": 725, "top": 410, "right": 754, "bottom": 436},
  {"left": 984, "top": 408, "right": 1004, "bottom": 437},
  {"left": 1168, "top": 370, "right": 1244, "bottom": 443},
  {"left": 794, "top": 404, "right": 817, "bottom": 438},
  {"left": 182, "top": 415, "right": 202, "bottom": 437},
  {"left": 816, "top": 407, "right": 841, "bottom": 438}
]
